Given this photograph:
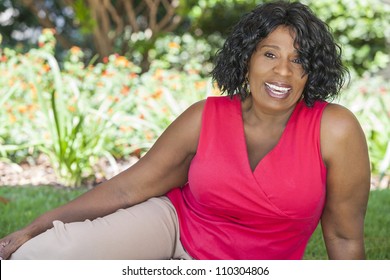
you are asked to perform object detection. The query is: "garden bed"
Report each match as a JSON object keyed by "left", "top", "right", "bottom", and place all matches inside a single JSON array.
[
  {"left": 0, "top": 155, "right": 138, "bottom": 188},
  {"left": 0, "top": 156, "right": 388, "bottom": 190}
]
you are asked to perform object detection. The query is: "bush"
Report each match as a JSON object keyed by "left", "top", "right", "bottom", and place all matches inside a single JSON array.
[
  {"left": 303, "top": 0, "right": 390, "bottom": 76},
  {"left": 338, "top": 75, "right": 390, "bottom": 184},
  {"left": 0, "top": 29, "right": 216, "bottom": 187},
  {"left": 1, "top": 27, "right": 389, "bottom": 188}
]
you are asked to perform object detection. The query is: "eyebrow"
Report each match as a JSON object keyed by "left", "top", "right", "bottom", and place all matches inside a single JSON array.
[
  {"left": 259, "top": 44, "right": 280, "bottom": 50},
  {"left": 258, "top": 44, "right": 299, "bottom": 54}
]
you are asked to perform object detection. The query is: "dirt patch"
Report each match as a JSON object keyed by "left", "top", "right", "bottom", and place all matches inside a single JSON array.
[{"left": 0, "top": 154, "right": 138, "bottom": 188}]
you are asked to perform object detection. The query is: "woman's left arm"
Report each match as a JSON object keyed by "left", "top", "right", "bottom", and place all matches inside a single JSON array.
[{"left": 320, "top": 103, "right": 371, "bottom": 259}]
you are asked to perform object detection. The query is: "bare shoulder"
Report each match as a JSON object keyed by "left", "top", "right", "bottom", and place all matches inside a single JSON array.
[
  {"left": 320, "top": 103, "right": 368, "bottom": 166},
  {"left": 162, "top": 99, "right": 206, "bottom": 149},
  {"left": 321, "top": 103, "right": 362, "bottom": 138}
]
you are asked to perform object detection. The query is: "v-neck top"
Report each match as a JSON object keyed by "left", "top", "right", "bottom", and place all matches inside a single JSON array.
[{"left": 167, "top": 95, "right": 328, "bottom": 259}]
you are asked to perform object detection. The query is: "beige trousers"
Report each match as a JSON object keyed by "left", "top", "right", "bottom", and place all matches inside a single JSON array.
[{"left": 10, "top": 196, "right": 192, "bottom": 260}]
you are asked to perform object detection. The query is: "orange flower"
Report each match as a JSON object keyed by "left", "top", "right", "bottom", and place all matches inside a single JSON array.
[
  {"left": 115, "top": 56, "right": 129, "bottom": 67},
  {"left": 168, "top": 42, "right": 180, "bottom": 49},
  {"left": 21, "top": 82, "right": 28, "bottom": 91},
  {"left": 152, "top": 89, "right": 163, "bottom": 99},
  {"left": 121, "top": 85, "right": 130, "bottom": 95},
  {"left": 187, "top": 69, "right": 199, "bottom": 75},
  {"left": 153, "top": 69, "right": 164, "bottom": 81},
  {"left": 29, "top": 83, "right": 38, "bottom": 99},
  {"left": 195, "top": 81, "right": 207, "bottom": 90},
  {"left": 17, "top": 105, "right": 28, "bottom": 114},
  {"left": 29, "top": 104, "right": 38, "bottom": 110},
  {"left": 8, "top": 114, "right": 17, "bottom": 123},
  {"left": 67, "top": 105, "right": 76, "bottom": 112},
  {"left": 42, "top": 28, "right": 56, "bottom": 35},
  {"left": 129, "top": 73, "right": 138, "bottom": 79},
  {"left": 102, "top": 70, "right": 114, "bottom": 77},
  {"left": 70, "top": 46, "right": 82, "bottom": 55},
  {"left": 108, "top": 95, "right": 120, "bottom": 103},
  {"left": 42, "top": 64, "right": 51, "bottom": 72},
  {"left": 119, "top": 126, "right": 133, "bottom": 133},
  {"left": 8, "top": 78, "right": 15, "bottom": 87},
  {"left": 145, "top": 131, "right": 154, "bottom": 141},
  {"left": 28, "top": 113, "right": 35, "bottom": 120}
]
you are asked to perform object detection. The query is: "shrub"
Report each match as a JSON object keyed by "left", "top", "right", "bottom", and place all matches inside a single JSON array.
[
  {"left": 338, "top": 75, "right": 390, "bottom": 184},
  {"left": 0, "top": 29, "right": 215, "bottom": 187}
]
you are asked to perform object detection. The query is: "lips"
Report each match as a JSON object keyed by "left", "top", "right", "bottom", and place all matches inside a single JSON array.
[{"left": 265, "top": 82, "right": 292, "bottom": 99}]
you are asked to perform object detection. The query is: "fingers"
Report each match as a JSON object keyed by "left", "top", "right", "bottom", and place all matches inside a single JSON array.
[{"left": 0, "top": 240, "right": 10, "bottom": 260}]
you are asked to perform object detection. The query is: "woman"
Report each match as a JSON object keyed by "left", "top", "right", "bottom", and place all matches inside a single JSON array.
[{"left": 0, "top": 1, "right": 370, "bottom": 260}]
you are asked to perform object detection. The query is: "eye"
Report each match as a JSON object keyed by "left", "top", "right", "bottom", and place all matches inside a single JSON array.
[
  {"left": 264, "top": 52, "right": 276, "bottom": 59},
  {"left": 292, "top": 57, "right": 303, "bottom": 64}
]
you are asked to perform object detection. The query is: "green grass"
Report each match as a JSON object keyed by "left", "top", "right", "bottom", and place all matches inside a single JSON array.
[
  {"left": 0, "top": 186, "right": 87, "bottom": 237},
  {"left": 0, "top": 186, "right": 389, "bottom": 259},
  {"left": 305, "top": 189, "right": 390, "bottom": 259}
]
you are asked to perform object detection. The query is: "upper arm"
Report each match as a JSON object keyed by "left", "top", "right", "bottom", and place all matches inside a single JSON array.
[
  {"left": 110, "top": 99, "right": 205, "bottom": 205},
  {"left": 320, "top": 103, "right": 371, "bottom": 259}
]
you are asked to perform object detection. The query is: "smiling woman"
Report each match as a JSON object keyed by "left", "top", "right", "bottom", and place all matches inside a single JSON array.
[
  {"left": 0, "top": 0, "right": 370, "bottom": 260},
  {"left": 247, "top": 26, "right": 308, "bottom": 111}
]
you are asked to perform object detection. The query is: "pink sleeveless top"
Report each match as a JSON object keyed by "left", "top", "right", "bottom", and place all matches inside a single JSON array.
[{"left": 167, "top": 95, "right": 328, "bottom": 259}]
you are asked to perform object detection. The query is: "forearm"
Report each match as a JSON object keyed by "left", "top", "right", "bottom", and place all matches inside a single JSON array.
[{"left": 21, "top": 173, "right": 139, "bottom": 239}]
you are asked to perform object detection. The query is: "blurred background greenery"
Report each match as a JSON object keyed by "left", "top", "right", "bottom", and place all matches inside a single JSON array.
[{"left": 0, "top": 0, "right": 389, "bottom": 187}]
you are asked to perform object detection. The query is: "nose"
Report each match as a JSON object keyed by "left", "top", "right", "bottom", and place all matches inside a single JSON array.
[{"left": 273, "top": 59, "right": 292, "bottom": 76}]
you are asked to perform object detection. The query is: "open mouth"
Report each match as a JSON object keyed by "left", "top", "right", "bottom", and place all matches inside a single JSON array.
[{"left": 265, "top": 82, "right": 292, "bottom": 98}]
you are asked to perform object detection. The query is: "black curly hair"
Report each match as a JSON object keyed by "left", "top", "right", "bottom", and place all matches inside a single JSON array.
[{"left": 211, "top": 0, "right": 349, "bottom": 106}]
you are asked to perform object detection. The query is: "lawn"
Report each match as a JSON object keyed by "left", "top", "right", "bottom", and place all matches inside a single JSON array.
[{"left": 0, "top": 186, "right": 389, "bottom": 259}]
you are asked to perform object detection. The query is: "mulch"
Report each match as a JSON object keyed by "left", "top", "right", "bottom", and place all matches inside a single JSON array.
[
  {"left": 0, "top": 154, "right": 388, "bottom": 190},
  {"left": 0, "top": 154, "right": 138, "bottom": 189}
]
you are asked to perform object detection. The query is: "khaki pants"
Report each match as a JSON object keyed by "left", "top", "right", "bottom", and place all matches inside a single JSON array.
[{"left": 10, "top": 196, "right": 192, "bottom": 260}]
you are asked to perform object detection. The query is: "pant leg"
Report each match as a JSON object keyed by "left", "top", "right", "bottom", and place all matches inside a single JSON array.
[{"left": 10, "top": 196, "right": 192, "bottom": 260}]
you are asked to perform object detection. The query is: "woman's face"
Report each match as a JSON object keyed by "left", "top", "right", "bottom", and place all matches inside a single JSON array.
[{"left": 248, "top": 25, "right": 308, "bottom": 112}]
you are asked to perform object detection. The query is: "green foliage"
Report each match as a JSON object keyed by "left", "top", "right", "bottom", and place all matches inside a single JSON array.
[
  {"left": 180, "top": 0, "right": 261, "bottom": 36},
  {"left": 0, "top": 29, "right": 215, "bottom": 187},
  {"left": 1, "top": 0, "right": 389, "bottom": 76},
  {"left": 147, "top": 33, "right": 221, "bottom": 76},
  {"left": 1, "top": 19, "right": 390, "bottom": 187},
  {"left": 72, "top": 0, "right": 96, "bottom": 34},
  {"left": 302, "top": 0, "right": 390, "bottom": 76},
  {"left": 182, "top": 0, "right": 390, "bottom": 76},
  {"left": 338, "top": 75, "right": 390, "bottom": 183}
]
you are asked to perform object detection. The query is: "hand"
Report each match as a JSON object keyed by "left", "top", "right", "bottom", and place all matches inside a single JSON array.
[{"left": 0, "top": 229, "right": 32, "bottom": 260}]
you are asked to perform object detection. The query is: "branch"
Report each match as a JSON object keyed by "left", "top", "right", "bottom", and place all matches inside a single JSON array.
[
  {"left": 144, "top": 0, "right": 158, "bottom": 31},
  {"left": 103, "top": 0, "right": 124, "bottom": 37},
  {"left": 122, "top": 0, "right": 140, "bottom": 32},
  {"left": 86, "top": 0, "right": 112, "bottom": 57},
  {"left": 20, "top": 0, "right": 72, "bottom": 49},
  {"left": 157, "top": 0, "right": 181, "bottom": 31}
]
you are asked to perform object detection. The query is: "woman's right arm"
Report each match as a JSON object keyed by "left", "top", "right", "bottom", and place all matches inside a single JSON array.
[{"left": 0, "top": 99, "right": 205, "bottom": 260}]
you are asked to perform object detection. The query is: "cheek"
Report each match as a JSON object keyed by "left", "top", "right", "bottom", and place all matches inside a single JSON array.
[{"left": 296, "top": 74, "right": 308, "bottom": 89}]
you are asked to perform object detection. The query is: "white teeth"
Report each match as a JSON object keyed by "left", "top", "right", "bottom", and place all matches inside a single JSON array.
[{"left": 265, "top": 82, "right": 291, "bottom": 94}]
